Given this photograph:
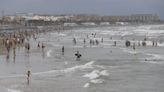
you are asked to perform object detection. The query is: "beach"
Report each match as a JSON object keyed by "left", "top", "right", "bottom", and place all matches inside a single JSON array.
[{"left": 0, "top": 24, "right": 164, "bottom": 92}]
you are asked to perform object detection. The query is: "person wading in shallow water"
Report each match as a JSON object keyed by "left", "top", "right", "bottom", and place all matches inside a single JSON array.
[
  {"left": 73, "top": 38, "right": 76, "bottom": 45},
  {"left": 133, "top": 42, "right": 136, "bottom": 50},
  {"left": 37, "top": 42, "right": 40, "bottom": 48},
  {"left": 25, "top": 42, "right": 30, "bottom": 53},
  {"left": 114, "top": 41, "right": 117, "bottom": 46},
  {"left": 62, "top": 46, "right": 64, "bottom": 55},
  {"left": 83, "top": 38, "right": 86, "bottom": 44},
  {"left": 75, "top": 51, "right": 82, "bottom": 61},
  {"left": 125, "top": 40, "right": 131, "bottom": 47},
  {"left": 41, "top": 43, "right": 45, "bottom": 49},
  {"left": 27, "top": 70, "right": 31, "bottom": 85},
  {"left": 27, "top": 43, "right": 30, "bottom": 50}
]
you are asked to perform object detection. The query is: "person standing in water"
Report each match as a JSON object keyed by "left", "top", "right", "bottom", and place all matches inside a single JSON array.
[
  {"left": 25, "top": 42, "right": 30, "bottom": 53},
  {"left": 62, "top": 46, "right": 64, "bottom": 55},
  {"left": 75, "top": 51, "right": 82, "bottom": 61},
  {"left": 37, "top": 42, "right": 40, "bottom": 48},
  {"left": 133, "top": 42, "right": 136, "bottom": 50},
  {"left": 27, "top": 70, "right": 31, "bottom": 85},
  {"left": 155, "top": 41, "right": 158, "bottom": 47},
  {"left": 27, "top": 43, "right": 30, "bottom": 52},
  {"left": 101, "top": 37, "right": 103, "bottom": 43},
  {"left": 114, "top": 41, "right": 117, "bottom": 46},
  {"left": 83, "top": 38, "right": 86, "bottom": 44},
  {"left": 73, "top": 38, "right": 76, "bottom": 45},
  {"left": 41, "top": 43, "right": 45, "bottom": 49},
  {"left": 152, "top": 40, "right": 155, "bottom": 46}
]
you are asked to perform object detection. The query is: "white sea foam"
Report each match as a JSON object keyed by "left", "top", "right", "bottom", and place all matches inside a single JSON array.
[
  {"left": 90, "top": 79, "right": 104, "bottom": 84},
  {"left": 83, "top": 83, "right": 90, "bottom": 88},
  {"left": 83, "top": 70, "right": 100, "bottom": 79},
  {"left": 58, "top": 33, "right": 67, "bottom": 36},
  {"left": 83, "top": 70, "right": 109, "bottom": 88},
  {"left": 33, "top": 61, "right": 95, "bottom": 75},
  {"left": 100, "top": 70, "right": 109, "bottom": 76},
  {"left": 133, "top": 28, "right": 164, "bottom": 37},
  {"left": 46, "top": 50, "right": 52, "bottom": 57},
  {"left": 120, "top": 31, "right": 133, "bottom": 36},
  {"left": 83, "top": 70, "right": 109, "bottom": 80},
  {"left": 158, "top": 43, "right": 164, "bottom": 47},
  {"left": 7, "top": 88, "right": 21, "bottom": 92},
  {"left": 64, "top": 61, "right": 68, "bottom": 65},
  {"left": 94, "top": 65, "right": 105, "bottom": 69},
  {"left": 83, "top": 79, "right": 104, "bottom": 88},
  {"left": 62, "top": 61, "right": 95, "bottom": 73},
  {"left": 141, "top": 53, "right": 164, "bottom": 64},
  {"left": 145, "top": 41, "right": 154, "bottom": 46},
  {"left": 146, "top": 53, "right": 163, "bottom": 60}
]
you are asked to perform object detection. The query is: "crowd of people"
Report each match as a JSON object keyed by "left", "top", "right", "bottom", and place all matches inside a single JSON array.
[
  {"left": 0, "top": 29, "right": 47, "bottom": 84},
  {"left": 0, "top": 28, "right": 161, "bottom": 85}
]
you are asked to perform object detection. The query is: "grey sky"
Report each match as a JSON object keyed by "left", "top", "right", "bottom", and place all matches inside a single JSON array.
[{"left": 0, "top": 0, "right": 164, "bottom": 19}]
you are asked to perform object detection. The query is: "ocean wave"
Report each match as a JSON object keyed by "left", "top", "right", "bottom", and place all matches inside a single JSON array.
[
  {"left": 83, "top": 70, "right": 100, "bottom": 79},
  {"left": 90, "top": 79, "right": 104, "bottom": 84},
  {"left": 133, "top": 28, "right": 164, "bottom": 37},
  {"left": 83, "top": 70, "right": 109, "bottom": 80},
  {"left": 61, "top": 61, "right": 95, "bottom": 73},
  {"left": 146, "top": 53, "right": 164, "bottom": 60},
  {"left": 83, "top": 70, "right": 109, "bottom": 88},
  {"left": 7, "top": 88, "right": 21, "bottom": 92},
  {"left": 0, "top": 61, "right": 95, "bottom": 79},
  {"left": 140, "top": 53, "right": 164, "bottom": 64},
  {"left": 158, "top": 43, "right": 164, "bottom": 47},
  {"left": 83, "top": 83, "right": 90, "bottom": 88},
  {"left": 32, "top": 61, "right": 95, "bottom": 75},
  {"left": 46, "top": 50, "right": 52, "bottom": 57},
  {"left": 83, "top": 79, "right": 105, "bottom": 88}
]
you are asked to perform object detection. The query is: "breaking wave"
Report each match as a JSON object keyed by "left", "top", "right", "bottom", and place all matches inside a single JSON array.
[
  {"left": 7, "top": 88, "right": 21, "bottom": 92},
  {"left": 0, "top": 61, "right": 96, "bottom": 79},
  {"left": 83, "top": 70, "right": 109, "bottom": 88}
]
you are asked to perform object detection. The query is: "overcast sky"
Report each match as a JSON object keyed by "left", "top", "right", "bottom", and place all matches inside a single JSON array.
[{"left": 0, "top": 0, "right": 164, "bottom": 19}]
